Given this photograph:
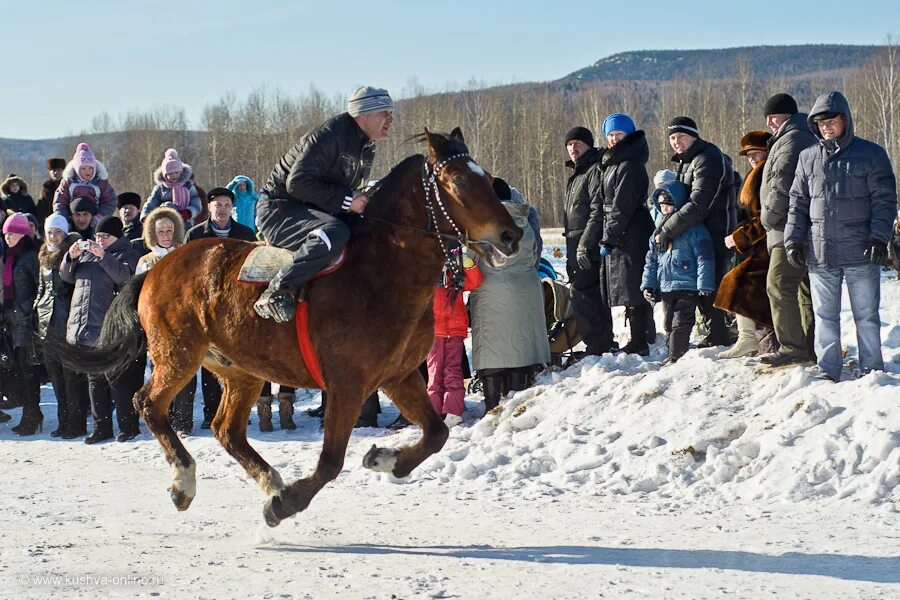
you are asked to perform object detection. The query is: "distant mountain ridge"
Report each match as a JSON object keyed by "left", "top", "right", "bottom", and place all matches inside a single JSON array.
[{"left": 564, "top": 44, "right": 884, "bottom": 81}]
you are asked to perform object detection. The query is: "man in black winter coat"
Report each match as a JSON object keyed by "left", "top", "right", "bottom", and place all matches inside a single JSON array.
[
  {"left": 254, "top": 86, "right": 394, "bottom": 322},
  {"left": 563, "top": 126, "right": 615, "bottom": 356},
  {"left": 660, "top": 117, "right": 735, "bottom": 347},
  {"left": 185, "top": 187, "right": 258, "bottom": 428}
]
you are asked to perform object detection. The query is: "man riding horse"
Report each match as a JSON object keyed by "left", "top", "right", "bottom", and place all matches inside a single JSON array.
[{"left": 254, "top": 86, "right": 395, "bottom": 322}]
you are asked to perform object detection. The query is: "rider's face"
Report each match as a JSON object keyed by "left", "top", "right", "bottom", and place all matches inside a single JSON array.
[{"left": 357, "top": 110, "right": 394, "bottom": 141}]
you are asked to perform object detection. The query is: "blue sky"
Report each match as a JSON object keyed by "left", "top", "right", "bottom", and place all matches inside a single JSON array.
[{"left": 4, "top": 0, "right": 897, "bottom": 139}]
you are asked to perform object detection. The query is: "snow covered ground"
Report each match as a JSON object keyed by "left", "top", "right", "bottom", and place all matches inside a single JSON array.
[{"left": 1, "top": 236, "right": 898, "bottom": 599}]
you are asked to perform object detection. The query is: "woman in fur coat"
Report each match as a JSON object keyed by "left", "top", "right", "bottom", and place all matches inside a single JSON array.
[
  {"left": 136, "top": 207, "right": 196, "bottom": 435},
  {"left": 715, "top": 131, "right": 778, "bottom": 358}
]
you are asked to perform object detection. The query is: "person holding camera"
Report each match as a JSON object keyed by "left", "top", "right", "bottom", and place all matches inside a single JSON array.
[{"left": 60, "top": 216, "right": 143, "bottom": 443}]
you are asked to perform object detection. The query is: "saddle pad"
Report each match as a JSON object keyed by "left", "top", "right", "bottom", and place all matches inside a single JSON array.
[
  {"left": 238, "top": 245, "right": 293, "bottom": 283},
  {"left": 237, "top": 245, "right": 348, "bottom": 284}
]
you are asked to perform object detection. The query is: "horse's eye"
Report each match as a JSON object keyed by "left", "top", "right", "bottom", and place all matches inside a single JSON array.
[{"left": 453, "top": 177, "right": 466, "bottom": 189}]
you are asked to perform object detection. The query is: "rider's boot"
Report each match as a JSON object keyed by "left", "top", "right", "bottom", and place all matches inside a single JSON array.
[{"left": 254, "top": 270, "right": 299, "bottom": 323}]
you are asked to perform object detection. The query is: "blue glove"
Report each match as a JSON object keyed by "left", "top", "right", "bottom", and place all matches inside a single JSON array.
[{"left": 599, "top": 245, "right": 612, "bottom": 257}]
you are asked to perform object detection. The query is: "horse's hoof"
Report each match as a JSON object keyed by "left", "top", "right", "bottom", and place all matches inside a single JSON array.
[
  {"left": 168, "top": 486, "right": 194, "bottom": 511},
  {"left": 362, "top": 444, "right": 400, "bottom": 473},
  {"left": 263, "top": 496, "right": 284, "bottom": 528}
]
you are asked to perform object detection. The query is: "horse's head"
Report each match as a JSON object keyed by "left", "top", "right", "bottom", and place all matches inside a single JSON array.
[{"left": 421, "top": 127, "right": 522, "bottom": 267}]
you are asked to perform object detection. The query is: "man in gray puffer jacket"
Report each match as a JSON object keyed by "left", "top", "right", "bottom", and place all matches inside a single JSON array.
[
  {"left": 785, "top": 91, "right": 897, "bottom": 381},
  {"left": 760, "top": 93, "right": 818, "bottom": 365}
]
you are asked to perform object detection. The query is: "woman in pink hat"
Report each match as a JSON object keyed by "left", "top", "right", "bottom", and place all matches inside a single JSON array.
[{"left": 1, "top": 213, "right": 42, "bottom": 435}]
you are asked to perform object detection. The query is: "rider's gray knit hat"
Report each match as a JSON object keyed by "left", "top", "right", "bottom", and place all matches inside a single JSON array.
[{"left": 348, "top": 86, "right": 394, "bottom": 117}]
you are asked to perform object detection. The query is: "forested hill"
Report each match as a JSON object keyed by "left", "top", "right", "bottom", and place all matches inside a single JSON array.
[{"left": 565, "top": 45, "right": 883, "bottom": 81}]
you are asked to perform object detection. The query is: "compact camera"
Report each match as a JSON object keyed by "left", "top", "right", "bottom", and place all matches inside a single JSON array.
[{"left": 78, "top": 240, "right": 92, "bottom": 250}]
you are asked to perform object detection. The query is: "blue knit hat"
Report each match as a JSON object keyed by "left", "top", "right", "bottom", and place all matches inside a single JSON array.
[{"left": 602, "top": 113, "right": 636, "bottom": 137}]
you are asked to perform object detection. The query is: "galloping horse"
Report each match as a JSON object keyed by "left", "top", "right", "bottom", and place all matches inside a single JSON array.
[{"left": 51, "top": 129, "right": 521, "bottom": 526}]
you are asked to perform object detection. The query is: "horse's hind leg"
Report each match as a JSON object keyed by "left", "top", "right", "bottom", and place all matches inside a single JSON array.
[
  {"left": 264, "top": 385, "right": 361, "bottom": 527},
  {"left": 135, "top": 349, "right": 206, "bottom": 511},
  {"left": 210, "top": 373, "right": 283, "bottom": 496},
  {"left": 363, "top": 369, "right": 448, "bottom": 478}
]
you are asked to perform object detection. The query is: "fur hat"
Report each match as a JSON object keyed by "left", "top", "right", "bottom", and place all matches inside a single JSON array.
[
  {"left": 70, "top": 196, "right": 98, "bottom": 215},
  {"left": 47, "top": 158, "right": 66, "bottom": 170},
  {"left": 1, "top": 174, "right": 27, "bottom": 196},
  {"left": 667, "top": 116, "right": 699, "bottom": 138},
  {"left": 96, "top": 216, "right": 123, "bottom": 239},
  {"left": 564, "top": 126, "right": 594, "bottom": 148},
  {"left": 2, "top": 212, "right": 31, "bottom": 235},
  {"left": 602, "top": 113, "right": 636, "bottom": 137},
  {"left": 117, "top": 192, "right": 142, "bottom": 209},
  {"left": 160, "top": 149, "right": 184, "bottom": 174},
  {"left": 763, "top": 93, "right": 798, "bottom": 116},
  {"left": 347, "top": 86, "right": 394, "bottom": 117},
  {"left": 44, "top": 213, "right": 70, "bottom": 235},
  {"left": 738, "top": 130, "right": 773, "bottom": 155},
  {"left": 72, "top": 142, "right": 96, "bottom": 174}
]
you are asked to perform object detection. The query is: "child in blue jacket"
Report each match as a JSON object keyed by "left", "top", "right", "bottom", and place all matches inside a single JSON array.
[{"left": 641, "top": 180, "right": 715, "bottom": 364}]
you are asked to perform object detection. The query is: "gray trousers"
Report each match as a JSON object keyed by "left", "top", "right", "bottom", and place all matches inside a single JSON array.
[
  {"left": 766, "top": 246, "right": 814, "bottom": 358},
  {"left": 256, "top": 197, "right": 351, "bottom": 289}
]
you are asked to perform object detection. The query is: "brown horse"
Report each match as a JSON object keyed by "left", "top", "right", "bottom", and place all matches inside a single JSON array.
[{"left": 51, "top": 129, "right": 521, "bottom": 526}]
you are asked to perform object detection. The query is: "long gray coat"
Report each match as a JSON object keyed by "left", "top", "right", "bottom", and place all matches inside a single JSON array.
[
  {"left": 760, "top": 112, "right": 818, "bottom": 249},
  {"left": 785, "top": 91, "right": 898, "bottom": 269},
  {"left": 59, "top": 236, "right": 140, "bottom": 346},
  {"left": 470, "top": 203, "right": 550, "bottom": 371}
]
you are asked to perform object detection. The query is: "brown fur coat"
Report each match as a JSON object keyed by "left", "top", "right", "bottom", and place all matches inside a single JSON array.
[{"left": 714, "top": 160, "right": 773, "bottom": 329}]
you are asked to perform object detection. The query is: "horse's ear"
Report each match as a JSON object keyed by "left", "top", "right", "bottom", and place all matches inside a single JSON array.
[{"left": 450, "top": 127, "right": 465, "bottom": 143}]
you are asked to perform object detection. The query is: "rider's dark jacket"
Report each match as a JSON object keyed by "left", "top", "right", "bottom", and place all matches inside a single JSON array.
[{"left": 263, "top": 112, "right": 375, "bottom": 215}]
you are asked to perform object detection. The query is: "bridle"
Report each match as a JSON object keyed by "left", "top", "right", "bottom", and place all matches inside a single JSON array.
[{"left": 364, "top": 152, "right": 476, "bottom": 289}]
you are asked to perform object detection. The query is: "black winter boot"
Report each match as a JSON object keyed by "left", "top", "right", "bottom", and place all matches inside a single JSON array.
[
  {"left": 482, "top": 374, "right": 503, "bottom": 413},
  {"left": 620, "top": 306, "right": 650, "bottom": 356}
]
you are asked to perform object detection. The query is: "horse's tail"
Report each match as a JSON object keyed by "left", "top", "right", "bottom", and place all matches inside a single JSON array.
[{"left": 47, "top": 271, "right": 149, "bottom": 377}]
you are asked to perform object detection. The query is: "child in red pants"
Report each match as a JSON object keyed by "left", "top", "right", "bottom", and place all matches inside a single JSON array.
[{"left": 428, "top": 251, "right": 482, "bottom": 427}]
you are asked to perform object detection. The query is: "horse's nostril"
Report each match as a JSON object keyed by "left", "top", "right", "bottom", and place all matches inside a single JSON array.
[{"left": 500, "top": 229, "right": 516, "bottom": 247}]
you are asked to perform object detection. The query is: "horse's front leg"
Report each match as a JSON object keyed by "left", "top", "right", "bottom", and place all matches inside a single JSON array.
[
  {"left": 363, "top": 369, "right": 448, "bottom": 478},
  {"left": 263, "top": 384, "right": 362, "bottom": 527}
]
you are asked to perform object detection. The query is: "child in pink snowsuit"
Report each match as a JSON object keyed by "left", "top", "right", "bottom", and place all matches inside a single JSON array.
[{"left": 427, "top": 252, "right": 482, "bottom": 427}]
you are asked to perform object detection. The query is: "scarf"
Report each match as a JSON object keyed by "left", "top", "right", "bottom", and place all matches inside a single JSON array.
[
  {"left": 163, "top": 179, "right": 191, "bottom": 210},
  {"left": 210, "top": 219, "right": 232, "bottom": 238},
  {"left": 150, "top": 245, "right": 176, "bottom": 259},
  {"left": 3, "top": 242, "right": 26, "bottom": 304}
]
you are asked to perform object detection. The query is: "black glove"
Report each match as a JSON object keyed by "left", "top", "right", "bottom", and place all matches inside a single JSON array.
[
  {"left": 576, "top": 245, "right": 593, "bottom": 271},
  {"left": 786, "top": 245, "right": 806, "bottom": 270},
  {"left": 656, "top": 231, "right": 672, "bottom": 251},
  {"left": 864, "top": 240, "right": 888, "bottom": 265},
  {"left": 642, "top": 288, "right": 659, "bottom": 304}
]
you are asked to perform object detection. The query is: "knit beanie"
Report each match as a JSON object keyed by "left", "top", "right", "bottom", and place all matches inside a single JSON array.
[
  {"left": 602, "top": 113, "right": 636, "bottom": 137},
  {"left": 653, "top": 169, "right": 676, "bottom": 187},
  {"left": 347, "top": 86, "right": 394, "bottom": 117},
  {"left": 763, "top": 93, "right": 798, "bottom": 116},
  {"left": 70, "top": 196, "right": 98, "bottom": 215},
  {"left": 161, "top": 149, "right": 184, "bottom": 174},
  {"left": 667, "top": 116, "right": 699, "bottom": 138},
  {"left": 44, "top": 213, "right": 70, "bottom": 235},
  {"left": 96, "top": 216, "right": 123, "bottom": 239},
  {"left": 564, "top": 126, "right": 594, "bottom": 148},
  {"left": 72, "top": 142, "right": 96, "bottom": 173},
  {"left": 2, "top": 212, "right": 31, "bottom": 235},
  {"left": 117, "top": 192, "right": 142, "bottom": 209}
]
